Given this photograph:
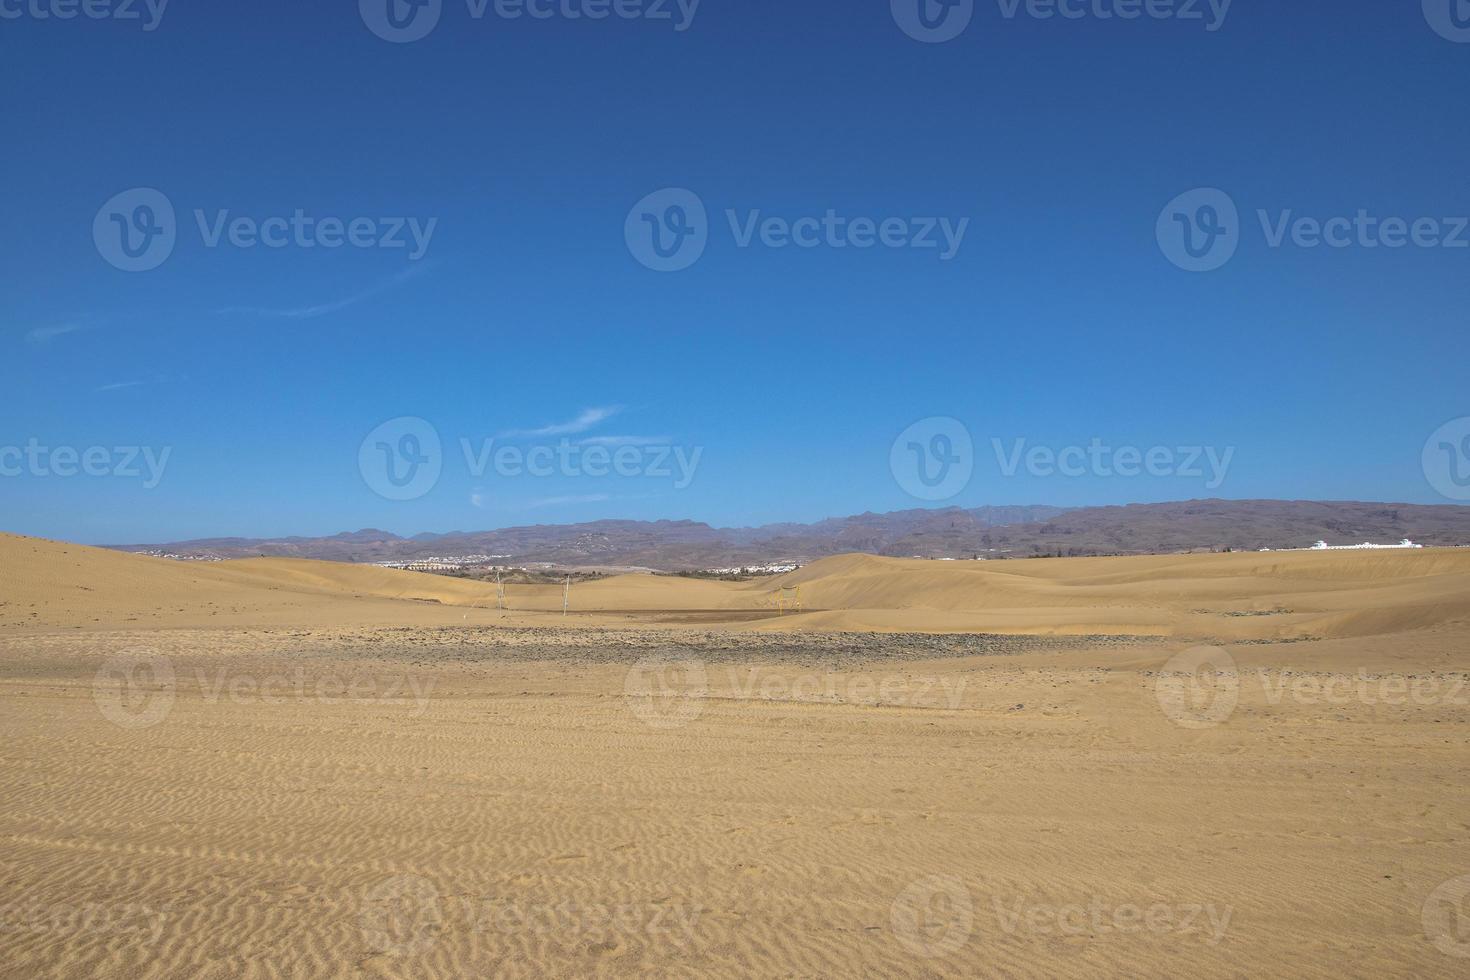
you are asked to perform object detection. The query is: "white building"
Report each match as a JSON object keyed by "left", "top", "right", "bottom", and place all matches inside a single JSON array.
[{"left": 1260, "top": 539, "right": 1423, "bottom": 552}]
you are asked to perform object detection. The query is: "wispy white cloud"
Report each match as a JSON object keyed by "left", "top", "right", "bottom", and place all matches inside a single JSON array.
[
  {"left": 501, "top": 406, "right": 622, "bottom": 438},
  {"left": 577, "top": 434, "right": 670, "bottom": 447},
  {"left": 26, "top": 322, "right": 85, "bottom": 344},
  {"left": 525, "top": 493, "right": 612, "bottom": 509},
  {"left": 470, "top": 490, "right": 614, "bottom": 510},
  {"left": 216, "top": 264, "right": 430, "bottom": 320},
  {"left": 95, "top": 381, "right": 148, "bottom": 393}
]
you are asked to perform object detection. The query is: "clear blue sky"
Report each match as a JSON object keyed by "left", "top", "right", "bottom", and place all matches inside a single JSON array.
[{"left": 4, "top": 0, "right": 1468, "bottom": 544}]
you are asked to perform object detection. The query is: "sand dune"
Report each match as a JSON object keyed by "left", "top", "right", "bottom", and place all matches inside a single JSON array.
[
  {"left": 0, "top": 534, "right": 500, "bottom": 631},
  {"left": 6, "top": 533, "right": 1470, "bottom": 642},
  {"left": 2, "top": 532, "right": 1468, "bottom": 976},
  {"left": 757, "top": 550, "right": 1470, "bottom": 640}
]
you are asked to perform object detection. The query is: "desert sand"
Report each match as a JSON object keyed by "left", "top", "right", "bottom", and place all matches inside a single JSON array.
[{"left": 1, "top": 532, "right": 1468, "bottom": 977}]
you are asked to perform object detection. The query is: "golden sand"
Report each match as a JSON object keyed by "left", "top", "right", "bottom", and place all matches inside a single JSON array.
[{"left": 1, "top": 533, "right": 1467, "bottom": 977}]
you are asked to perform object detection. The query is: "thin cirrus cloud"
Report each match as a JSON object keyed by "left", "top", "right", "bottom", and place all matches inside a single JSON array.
[
  {"left": 94, "top": 375, "right": 178, "bottom": 393},
  {"left": 215, "top": 263, "right": 430, "bottom": 320},
  {"left": 577, "top": 434, "right": 671, "bottom": 447},
  {"left": 524, "top": 493, "right": 613, "bottom": 509},
  {"left": 470, "top": 491, "right": 612, "bottom": 510},
  {"left": 500, "top": 406, "right": 623, "bottom": 438},
  {"left": 25, "top": 322, "right": 87, "bottom": 344}
]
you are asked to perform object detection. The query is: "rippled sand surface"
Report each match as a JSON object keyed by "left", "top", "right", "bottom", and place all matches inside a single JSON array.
[{"left": 2, "top": 535, "right": 1468, "bottom": 977}]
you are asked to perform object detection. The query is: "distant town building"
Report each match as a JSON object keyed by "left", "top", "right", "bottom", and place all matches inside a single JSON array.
[
  {"left": 373, "top": 555, "right": 511, "bottom": 571},
  {"left": 139, "top": 551, "right": 224, "bottom": 561},
  {"left": 701, "top": 563, "right": 800, "bottom": 576},
  {"left": 1259, "top": 539, "right": 1423, "bottom": 552}
]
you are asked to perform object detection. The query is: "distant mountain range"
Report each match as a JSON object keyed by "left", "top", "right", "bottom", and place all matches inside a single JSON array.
[{"left": 107, "top": 500, "right": 1470, "bottom": 570}]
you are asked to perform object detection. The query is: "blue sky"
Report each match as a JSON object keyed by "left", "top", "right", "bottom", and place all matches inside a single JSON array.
[{"left": 3, "top": 0, "right": 1468, "bottom": 544}]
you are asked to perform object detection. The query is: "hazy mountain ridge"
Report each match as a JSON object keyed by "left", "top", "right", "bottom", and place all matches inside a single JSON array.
[{"left": 107, "top": 500, "right": 1470, "bottom": 570}]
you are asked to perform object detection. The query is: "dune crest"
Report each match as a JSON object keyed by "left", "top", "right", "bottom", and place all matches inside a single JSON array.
[{"left": 5, "top": 532, "right": 1470, "bottom": 641}]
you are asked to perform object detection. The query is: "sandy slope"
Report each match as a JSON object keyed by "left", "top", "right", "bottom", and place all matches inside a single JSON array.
[
  {"left": 0, "top": 535, "right": 503, "bottom": 631},
  {"left": 5, "top": 533, "right": 1470, "bottom": 641},
  {"left": 1, "top": 627, "right": 1467, "bottom": 978},
  {"left": 2, "top": 533, "right": 1468, "bottom": 977}
]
